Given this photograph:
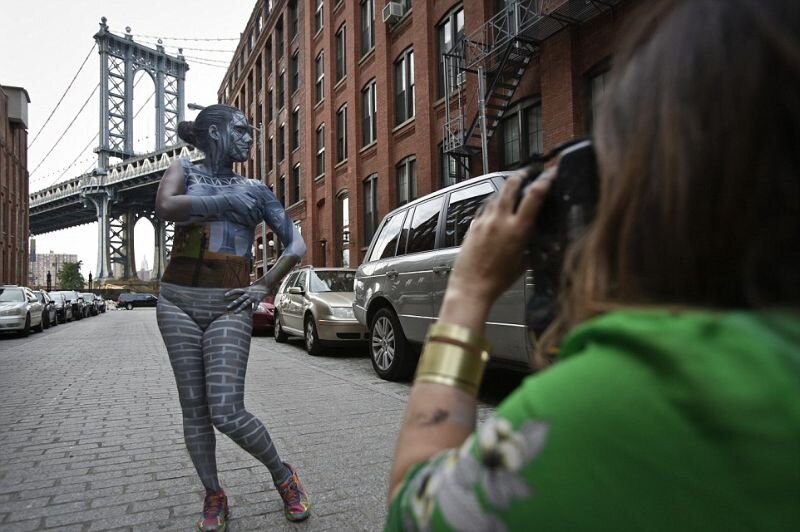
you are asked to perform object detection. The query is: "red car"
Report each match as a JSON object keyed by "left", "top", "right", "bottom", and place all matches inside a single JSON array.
[{"left": 252, "top": 294, "right": 275, "bottom": 334}]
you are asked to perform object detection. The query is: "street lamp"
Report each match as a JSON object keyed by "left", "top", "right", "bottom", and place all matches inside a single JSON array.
[{"left": 320, "top": 238, "right": 327, "bottom": 267}]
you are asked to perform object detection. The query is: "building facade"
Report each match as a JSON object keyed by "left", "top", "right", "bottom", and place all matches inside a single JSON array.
[
  {"left": 218, "top": 0, "right": 640, "bottom": 271},
  {"left": 0, "top": 84, "right": 31, "bottom": 285},
  {"left": 28, "top": 251, "right": 78, "bottom": 289}
]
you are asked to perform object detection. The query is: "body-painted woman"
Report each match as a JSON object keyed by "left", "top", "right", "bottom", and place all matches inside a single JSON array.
[{"left": 155, "top": 104, "right": 309, "bottom": 530}]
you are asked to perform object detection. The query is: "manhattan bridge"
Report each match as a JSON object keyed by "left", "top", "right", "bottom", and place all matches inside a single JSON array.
[{"left": 29, "top": 18, "right": 205, "bottom": 283}]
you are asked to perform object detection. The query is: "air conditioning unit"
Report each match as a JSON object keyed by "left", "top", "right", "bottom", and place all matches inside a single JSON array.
[{"left": 382, "top": 2, "right": 404, "bottom": 25}]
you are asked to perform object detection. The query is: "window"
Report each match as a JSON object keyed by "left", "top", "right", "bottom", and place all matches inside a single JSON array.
[
  {"left": 315, "top": 51, "right": 325, "bottom": 103},
  {"left": 276, "top": 17, "right": 284, "bottom": 59},
  {"left": 589, "top": 69, "right": 610, "bottom": 131},
  {"left": 290, "top": 50, "right": 300, "bottom": 93},
  {"left": 363, "top": 174, "right": 378, "bottom": 243},
  {"left": 360, "top": 0, "right": 375, "bottom": 56},
  {"left": 441, "top": 148, "right": 467, "bottom": 188},
  {"left": 267, "top": 88, "right": 273, "bottom": 122},
  {"left": 255, "top": 54, "right": 263, "bottom": 95},
  {"left": 278, "top": 174, "right": 286, "bottom": 205},
  {"left": 406, "top": 196, "right": 443, "bottom": 254},
  {"left": 335, "top": 25, "right": 347, "bottom": 82},
  {"left": 267, "top": 135, "right": 274, "bottom": 170},
  {"left": 265, "top": 0, "right": 273, "bottom": 17},
  {"left": 315, "top": 0, "right": 324, "bottom": 34},
  {"left": 289, "top": 0, "right": 298, "bottom": 38},
  {"left": 291, "top": 108, "right": 300, "bottom": 150},
  {"left": 437, "top": 6, "right": 465, "bottom": 98},
  {"left": 395, "top": 49, "right": 415, "bottom": 125},
  {"left": 278, "top": 71, "right": 285, "bottom": 109},
  {"left": 361, "top": 80, "right": 377, "bottom": 146},
  {"left": 336, "top": 106, "right": 347, "bottom": 163},
  {"left": 278, "top": 123, "right": 285, "bottom": 162},
  {"left": 337, "top": 191, "right": 350, "bottom": 267},
  {"left": 444, "top": 182, "right": 495, "bottom": 248},
  {"left": 396, "top": 156, "right": 417, "bottom": 206},
  {"left": 316, "top": 124, "right": 326, "bottom": 177},
  {"left": 266, "top": 39, "right": 273, "bottom": 75},
  {"left": 501, "top": 100, "right": 543, "bottom": 169},
  {"left": 368, "top": 211, "right": 406, "bottom": 261},
  {"left": 292, "top": 163, "right": 301, "bottom": 204}
]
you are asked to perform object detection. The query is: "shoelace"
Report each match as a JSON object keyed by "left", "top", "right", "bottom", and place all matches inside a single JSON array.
[
  {"left": 204, "top": 492, "right": 225, "bottom": 517},
  {"left": 279, "top": 479, "right": 303, "bottom": 506}
]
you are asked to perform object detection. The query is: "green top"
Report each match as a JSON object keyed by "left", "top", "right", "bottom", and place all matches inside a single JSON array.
[{"left": 386, "top": 310, "right": 800, "bottom": 531}]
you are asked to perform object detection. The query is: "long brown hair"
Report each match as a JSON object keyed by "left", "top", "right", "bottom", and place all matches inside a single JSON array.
[{"left": 539, "top": 0, "right": 800, "bottom": 357}]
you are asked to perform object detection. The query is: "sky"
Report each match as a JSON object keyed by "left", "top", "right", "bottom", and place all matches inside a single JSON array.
[{"left": 1, "top": 0, "right": 255, "bottom": 277}]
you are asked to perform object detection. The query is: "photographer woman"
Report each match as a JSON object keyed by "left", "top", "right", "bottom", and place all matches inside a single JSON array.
[{"left": 386, "top": 0, "right": 800, "bottom": 529}]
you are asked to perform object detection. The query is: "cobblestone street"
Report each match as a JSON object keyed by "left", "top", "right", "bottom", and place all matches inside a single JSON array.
[{"left": 0, "top": 308, "right": 521, "bottom": 531}]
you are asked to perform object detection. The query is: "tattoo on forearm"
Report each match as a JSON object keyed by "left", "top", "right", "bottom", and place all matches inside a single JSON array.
[{"left": 410, "top": 408, "right": 475, "bottom": 428}]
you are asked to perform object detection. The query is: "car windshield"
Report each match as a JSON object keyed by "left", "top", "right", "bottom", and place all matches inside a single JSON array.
[
  {"left": 0, "top": 288, "right": 24, "bottom": 302},
  {"left": 308, "top": 271, "right": 356, "bottom": 293}
]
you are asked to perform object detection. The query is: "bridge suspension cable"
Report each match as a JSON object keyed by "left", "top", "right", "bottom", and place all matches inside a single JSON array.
[
  {"left": 138, "top": 41, "right": 235, "bottom": 54},
  {"left": 28, "top": 43, "right": 97, "bottom": 150},
  {"left": 29, "top": 83, "right": 99, "bottom": 179},
  {"left": 131, "top": 33, "right": 238, "bottom": 42}
]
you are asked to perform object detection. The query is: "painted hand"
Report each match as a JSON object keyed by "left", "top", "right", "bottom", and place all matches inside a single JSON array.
[
  {"left": 225, "top": 283, "right": 269, "bottom": 313},
  {"left": 224, "top": 190, "right": 263, "bottom": 227}
]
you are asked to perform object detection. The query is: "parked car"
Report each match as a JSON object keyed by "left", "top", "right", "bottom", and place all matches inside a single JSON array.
[
  {"left": 50, "top": 290, "right": 85, "bottom": 320},
  {"left": 49, "top": 291, "right": 73, "bottom": 323},
  {"left": 117, "top": 292, "right": 158, "bottom": 310},
  {"left": 0, "top": 285, "right": 44, "bottom": 336},
  {"left": 94, "top": 294, "right": 107, "bottom": 313},
  {"left": 81, "top": 293, "right": 99, "bottom": 316},
  {"left": 252, "top": 294, "right": 275, "bottom": 334},
  {"left": 274, "top": 266, "right": 367, "bottom": 355},
  {"left": 34, "top": 290, "right": 58, "bottom": 329},
  {"left": 354, "top": 172, "right": 536, "bottom": 380}
]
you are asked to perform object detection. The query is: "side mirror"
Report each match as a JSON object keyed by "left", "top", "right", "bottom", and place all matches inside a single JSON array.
[{"left": 287, "top": 286, "right": 304, "bottom": 295}]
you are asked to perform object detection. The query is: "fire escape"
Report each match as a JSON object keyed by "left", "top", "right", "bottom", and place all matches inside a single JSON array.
[{"left": 442, "top": 0, "right": 621, "bottom": 175}]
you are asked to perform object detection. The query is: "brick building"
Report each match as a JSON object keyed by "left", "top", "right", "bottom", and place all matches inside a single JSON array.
[
  {"left": 0, "top": 84, "right": 31, "bottom": 285},
  {"left": 218, "top": 0, "right": 639, "bottom": 272},
  {"left": 28, "top": 251, "right": 78, "bottom": 289}
]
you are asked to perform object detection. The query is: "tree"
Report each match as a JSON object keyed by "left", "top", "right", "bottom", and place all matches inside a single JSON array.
[{"left": 58, "top": 261, "right": 86, "bottom": 290}]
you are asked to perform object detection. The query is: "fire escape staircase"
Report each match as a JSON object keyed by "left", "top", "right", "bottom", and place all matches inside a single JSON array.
[{"left": 443, "top": 0, "right": 621, "bottom": 174}]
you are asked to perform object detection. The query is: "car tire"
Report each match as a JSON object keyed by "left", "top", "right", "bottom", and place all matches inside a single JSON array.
[
  {"left": 126, "top": 303, "right": 133, "bottom": 310},
  {"left": 43, "top": 313, "right": 50, "bottom": 329},
  {"left": 369, "top": 307, "right": 416, "bottom": 381},
  {"left": 274, "top": 313, "right": 288, "bottom": 343},
  {"left": 20, "top": 314, "right": 30, "bottom": 338},
  {"left": 34, "top": 316, "right": 44, "bottom": 333},
  {"left": 304, "top": 316, "right": 324, "bottom": 356}
]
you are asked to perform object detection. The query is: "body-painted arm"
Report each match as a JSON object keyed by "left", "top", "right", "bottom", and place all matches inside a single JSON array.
[
  {"left": 226, "top": 186, "right": 307, "bottom": 313},
  {"left": 155, "top": 159, "right": 261, "bottom": 225}
]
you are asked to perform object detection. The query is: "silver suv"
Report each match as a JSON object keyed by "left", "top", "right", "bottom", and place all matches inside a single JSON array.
[{"left": 354, "top": 172, "right": 536, "bottom": 381}]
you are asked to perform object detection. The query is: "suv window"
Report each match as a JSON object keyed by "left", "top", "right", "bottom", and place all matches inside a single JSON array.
[
  {"left": 406, "top": 196, "right": 444, "bottom": 254},
  {"left": 369, "top": 211, "right": 407, "bottom": 261},
  {"left": 444, "top": 181, "right": 496, "bottom": 248}
]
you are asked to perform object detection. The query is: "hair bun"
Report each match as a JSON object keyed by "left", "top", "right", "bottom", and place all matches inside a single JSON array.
[{"left": 177, "top": 121, "right": 197, "bottom": 146}]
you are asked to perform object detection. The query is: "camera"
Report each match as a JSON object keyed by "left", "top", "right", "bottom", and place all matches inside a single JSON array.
[{"left": 516, "top": 139, "right": 600, "bottom": 336}]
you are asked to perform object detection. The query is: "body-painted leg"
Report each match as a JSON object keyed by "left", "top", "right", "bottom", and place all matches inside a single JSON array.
[
  {"left": 202, "top": 310, "right": 291, "bottom": 484},
  {"left": 157, "top": 295, "right": 221, "bottom": 492}
]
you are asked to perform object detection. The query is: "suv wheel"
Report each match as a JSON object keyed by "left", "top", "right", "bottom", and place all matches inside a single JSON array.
[
  {"left": 126, "top": 303, "right": 133, "bottom": 310},
  {"left": 305, "top": 316, "right": 323, "bottom": 356},
  {"left": 369, "top": 307, "right": 416, "bottom": 381},
  {"left": 34, "top": 316, "right": 44, "bottom": 333},
  {"left": 274, "top": 312, "right": 288, "bottom": 343}
]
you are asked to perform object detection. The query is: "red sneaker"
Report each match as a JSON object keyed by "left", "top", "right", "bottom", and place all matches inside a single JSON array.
[
  {"left": 197, "top": 489, "right": 229, "bottom": 531},
  {"left": 274, "top": 463, "right": 310, "bottom": 522}
]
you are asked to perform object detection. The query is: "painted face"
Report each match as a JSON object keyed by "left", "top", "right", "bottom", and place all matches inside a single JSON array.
[{"left": 225, "top": 112, "right": 254, "bottom": 162}]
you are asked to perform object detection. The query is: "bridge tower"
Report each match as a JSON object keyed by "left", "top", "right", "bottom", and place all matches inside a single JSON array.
[{"left": 87, "top": 17, "right": 189, "bottom": 280}]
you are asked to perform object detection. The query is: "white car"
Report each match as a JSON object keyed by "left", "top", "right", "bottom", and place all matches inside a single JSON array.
[{"left": 0, "top": 286, "right": 44, "bottom": 337}]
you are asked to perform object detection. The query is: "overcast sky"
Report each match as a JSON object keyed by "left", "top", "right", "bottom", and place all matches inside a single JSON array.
[{"left": 1, "top": 0, "right": 254, "bottom": 277}]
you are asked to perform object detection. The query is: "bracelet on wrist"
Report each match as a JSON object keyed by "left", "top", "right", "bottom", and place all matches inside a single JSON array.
[{"left": 415, "top": 337, "right": 490, "bottom": 397}]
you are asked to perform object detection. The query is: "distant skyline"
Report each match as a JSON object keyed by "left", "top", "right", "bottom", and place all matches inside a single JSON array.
[{"left": 1, "top": 1, "right": 255, "bottom": 278}]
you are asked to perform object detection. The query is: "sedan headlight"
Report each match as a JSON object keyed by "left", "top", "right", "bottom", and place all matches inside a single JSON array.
[
  {"left": 330, "top": 307, "right": 355, "bottom": 319},
  {"left": 0, "top": 307, "right": 22, "bottom": 317}
]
